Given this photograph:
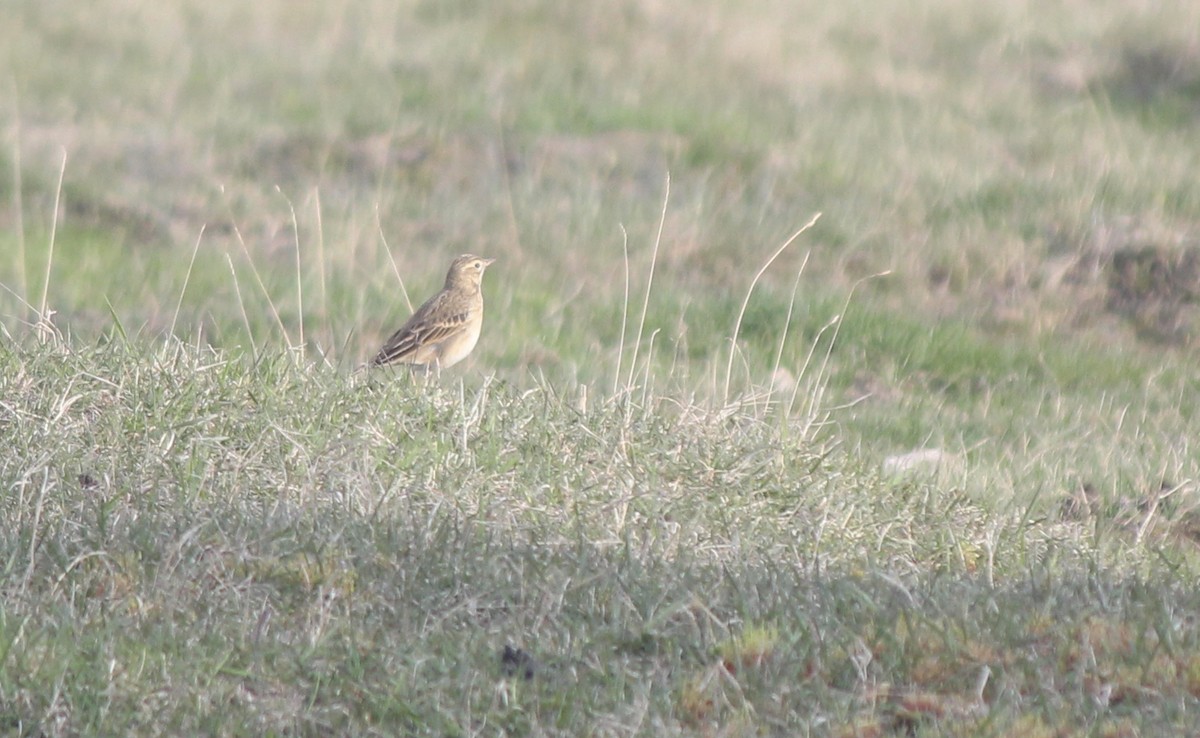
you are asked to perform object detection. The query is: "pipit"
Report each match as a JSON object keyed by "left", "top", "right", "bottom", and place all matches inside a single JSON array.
[{"left": 372, "top": 254, "right": 496, "bottom": 370}]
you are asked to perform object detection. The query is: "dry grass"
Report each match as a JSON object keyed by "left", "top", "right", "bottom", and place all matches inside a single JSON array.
[
  {"left": 1, "top": 337, "right": 1197, "bottom": 735},
  {"left": 3, "top": 0, "right": 1200, "bottom": 734}
]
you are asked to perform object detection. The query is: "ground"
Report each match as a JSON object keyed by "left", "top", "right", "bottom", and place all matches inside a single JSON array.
[{"left": 2, "top": 0, "right": 1200, "bottom": 735}]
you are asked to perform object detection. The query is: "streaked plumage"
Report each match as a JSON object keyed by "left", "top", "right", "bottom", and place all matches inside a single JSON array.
[{"left": 373, "top": 254, "right": 495, "bottom": 370}]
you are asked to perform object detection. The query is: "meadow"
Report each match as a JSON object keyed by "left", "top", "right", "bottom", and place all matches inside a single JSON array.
[{"left": 3, "top": 0, "right": 1200, "bottom": 735}]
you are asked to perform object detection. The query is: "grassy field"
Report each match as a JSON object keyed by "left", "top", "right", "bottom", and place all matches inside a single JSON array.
[{"left": 4, "top": 0, "right": 1200, "bottom": 735}]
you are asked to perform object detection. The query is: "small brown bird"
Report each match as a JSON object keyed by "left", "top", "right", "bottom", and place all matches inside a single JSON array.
[{"left": 372, "top": 254, "right": 496, "bottom": 370}]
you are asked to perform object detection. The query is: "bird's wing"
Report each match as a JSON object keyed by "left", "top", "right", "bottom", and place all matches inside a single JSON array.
[{"left": 373, "top": 293, "right": 473, "bottom": 366}]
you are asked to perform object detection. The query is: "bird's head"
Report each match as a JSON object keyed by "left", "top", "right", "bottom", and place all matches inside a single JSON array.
[{"left": 444, "top": 254, "right": 496, "bottom": 289}]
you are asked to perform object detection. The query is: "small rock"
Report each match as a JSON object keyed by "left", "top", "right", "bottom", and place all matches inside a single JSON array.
[
  {"left": 770, "top": 368, "right": 797, "bottom": 395},
  {"left": 883, "top": 448, "right": 955, "bottom": 477}
]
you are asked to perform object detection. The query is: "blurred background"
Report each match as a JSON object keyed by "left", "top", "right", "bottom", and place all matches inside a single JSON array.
[{"left": 3, "top": 0, "right": 1200, "bottom": 400}]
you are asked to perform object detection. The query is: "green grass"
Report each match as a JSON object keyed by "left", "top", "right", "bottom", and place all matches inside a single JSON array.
[
  {"left": 3, "top": 339, "right": 1198, "bottom": 736},
  {"left": 4, "top": 0, "right": 1200, "bottom": 734}
]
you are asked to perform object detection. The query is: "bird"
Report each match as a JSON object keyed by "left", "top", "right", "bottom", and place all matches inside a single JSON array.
[{"left": 372, "top": 254, "right": 496, "bottom": 371}]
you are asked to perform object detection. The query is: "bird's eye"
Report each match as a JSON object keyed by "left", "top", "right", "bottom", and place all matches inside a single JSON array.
[{"left": 474, "top": 261, "right": 483, "bottom": 269}]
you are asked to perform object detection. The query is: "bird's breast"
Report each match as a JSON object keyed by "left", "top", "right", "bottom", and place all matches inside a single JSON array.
[{"left": 437, "top": 313, "right": 483, "bottom": 368}]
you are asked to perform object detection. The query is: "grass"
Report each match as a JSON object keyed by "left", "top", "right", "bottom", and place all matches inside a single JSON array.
[
  {"left": 3, "top": 338, "right": 1197, "bottom": 736},
  {"left": 3, "top": 0, "right": 1200, "bottom": 734}
]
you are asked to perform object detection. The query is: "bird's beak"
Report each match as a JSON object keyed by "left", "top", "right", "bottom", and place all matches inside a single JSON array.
[{"left": 483, "top": 257, "right": 497, "bottom": 267}]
